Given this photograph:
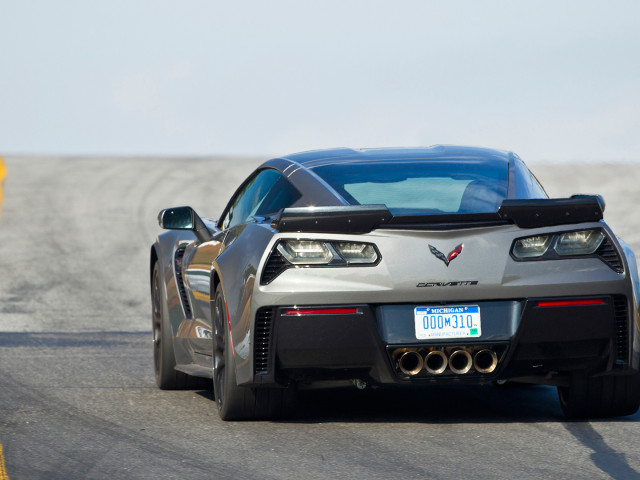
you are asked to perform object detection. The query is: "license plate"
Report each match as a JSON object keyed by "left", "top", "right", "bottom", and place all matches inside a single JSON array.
[{"left": 414, "top": 305, "right": 481, "bottom": 339}]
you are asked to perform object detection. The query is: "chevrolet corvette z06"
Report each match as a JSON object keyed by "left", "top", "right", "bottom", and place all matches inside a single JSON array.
[{"left": 150, "top": 146, "right": 640, "bottom": 420}]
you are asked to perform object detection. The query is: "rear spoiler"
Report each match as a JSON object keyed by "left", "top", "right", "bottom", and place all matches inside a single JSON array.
[
  {"left": 271, "top": 205, "right": 393, "bottom": 234},
  {"left": 497, "top": 196, "right": 604, "bottom": 228},
  {"left": 270, "top": 196, "right": 604, "bottom": 233}
]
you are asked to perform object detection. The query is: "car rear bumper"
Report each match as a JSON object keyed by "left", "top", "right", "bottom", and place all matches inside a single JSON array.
[{"left": 251, "top": 295, "right": 634, "bottom": 387}]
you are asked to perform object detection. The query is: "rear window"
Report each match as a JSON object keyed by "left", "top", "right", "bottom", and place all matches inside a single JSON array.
[{"left": 312, "top": 158, "right": 508, "bottom": 215}]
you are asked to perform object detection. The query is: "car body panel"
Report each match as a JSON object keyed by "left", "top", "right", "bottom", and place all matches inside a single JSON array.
[{"left": 150, "top": 146, "right": 640, "bottom": 396}]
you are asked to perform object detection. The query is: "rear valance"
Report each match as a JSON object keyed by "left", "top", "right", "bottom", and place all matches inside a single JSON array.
[{"left": 271, "top": 196, "right": 604, "bottom": 233}]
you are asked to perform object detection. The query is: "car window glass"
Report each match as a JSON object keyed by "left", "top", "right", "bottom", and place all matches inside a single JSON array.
[
  {"left": 529, "top": 171, "right": 548, "bottom": 198},
  {"left": 513, "top": 159, "right": 548, "bottom": 199},
  {"left": 312, "top": 158, "right": 508, "bottom": 215},
  {"left": 253, "top": 175, "right": 301, "bottom": 217},
  {"left": 222, "top": 169, "right": 299, "bottom": 230}
]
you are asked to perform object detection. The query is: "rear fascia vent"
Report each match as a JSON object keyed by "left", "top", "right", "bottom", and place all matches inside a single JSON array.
[
  {"left": 597, "top": 237, "right": 624, "bottom": 274},
  {"left": 261, "top": 249, "right": 288, "bottom": 285},
  {"left": 254, "top": 308, "right": 274, "bottom": 375},
  {"left": 613, "top": 295, "right": 629, "bottom": 367}
]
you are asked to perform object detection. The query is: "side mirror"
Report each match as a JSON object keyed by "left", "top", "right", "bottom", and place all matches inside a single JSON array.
[
  {"left": 159, "top": 206, "right": 194, "bottom": 229},
  {"left": 158, "top": 206, "right": 212, "bottom": 242},
  {"left": 571, "top": 194, "right": 605, "bottom": 213}
]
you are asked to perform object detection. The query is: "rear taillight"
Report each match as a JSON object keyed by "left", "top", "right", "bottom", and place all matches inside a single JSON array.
[
  {"left": 554, "top": 230, "right": 604, "bottom": 256},
  {"left": 513, "top": 235, "right": 551, "bottom": 259},
  {"left": 512, "top": 229, "right": 617, "bottom": 272},
  {"left": 261, "top": 239, "right": 380, "bottom": 284},
  {"left": 284, "top": 307, "right": 360, "bottom": 316}
]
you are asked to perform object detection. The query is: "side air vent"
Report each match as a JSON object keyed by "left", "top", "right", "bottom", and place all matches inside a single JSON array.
[
  {"left": 261, "top": 249, "right": 288, "bottom": 285},
  {"left": 174, "top": 246, "right": 192, "bottom": 318},
  {"left": 597, "top": 237, "right": 623, "bottom": 273},
  {"left": 613, "top": 295, "right": 629, "bottom": 367},
  {"left": 254, "top": 308, "right": 274, "bottom": 374}
]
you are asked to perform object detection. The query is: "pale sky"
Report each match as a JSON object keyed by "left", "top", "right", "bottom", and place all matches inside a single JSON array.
[{"left": 1, "top": 1, "right": 639, "bottom": 161}]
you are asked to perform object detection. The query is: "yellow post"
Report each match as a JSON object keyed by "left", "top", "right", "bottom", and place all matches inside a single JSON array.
[
  {"left": 0, "top": 156, "right": 6, "bottom": 218},
  {"left": 0, "top": 443, "right": 9, "bottom": 480}
]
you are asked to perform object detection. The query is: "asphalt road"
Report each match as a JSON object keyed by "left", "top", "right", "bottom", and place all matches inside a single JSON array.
[{"left": 1, "top": 156, "right": 640, "bottom": 480}]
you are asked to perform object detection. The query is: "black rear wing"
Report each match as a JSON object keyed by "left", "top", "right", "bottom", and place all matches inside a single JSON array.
[
  {"left": 497, "top": 196, "right": 603, "bottom": 228},
  {"left": 271, "top": 205, "right": 393, "bottom": 234},
  {"left": 270, "top": 196, "right": 604, "bottom": 233}
]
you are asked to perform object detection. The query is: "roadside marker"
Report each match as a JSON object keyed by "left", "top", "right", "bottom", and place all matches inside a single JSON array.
[
  {"left": 0, "top": 443, "right": 9, "bottom": 480},
  {"left": 0, "top": 156, "right": 5, "bottom": 217}
]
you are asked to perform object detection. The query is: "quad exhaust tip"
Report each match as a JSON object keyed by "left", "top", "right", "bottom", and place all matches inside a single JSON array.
[
  {"left": 473, "top": 349, "right": 498, "bottom": 374},
  {"left": 393, "top": 347, "right": 499, "bottom": 376},
  {"left": 424, "top": 350, "right": 448, "bottom": 375},
  {"left": 397, "top": 350, "right": 424, "bottom": 376},
  {"left": 448, "top": 349, "right": 473, "bottom": 375}
]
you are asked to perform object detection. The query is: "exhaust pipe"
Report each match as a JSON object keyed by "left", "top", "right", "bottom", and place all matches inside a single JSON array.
[
  {"left": 473, "top": 349, "right": 498, "bottom": 374},
  {"left": 397, "top": 350, "right": 424, "bottom": 376},
  {"left": 424, "top": 350, "right": 448, "bottom": 374},
  {"left": 448, "top": 349, "right": 472, "bottom": 374}
]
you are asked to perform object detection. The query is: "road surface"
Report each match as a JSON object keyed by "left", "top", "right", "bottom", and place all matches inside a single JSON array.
[{"left": 1, "top": 156, "right": 639, "bottom": 479}]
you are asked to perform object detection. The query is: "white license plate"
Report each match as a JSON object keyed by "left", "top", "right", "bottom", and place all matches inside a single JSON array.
[{"left": 414, "top": 305, "right": 481, "bottom": 339}]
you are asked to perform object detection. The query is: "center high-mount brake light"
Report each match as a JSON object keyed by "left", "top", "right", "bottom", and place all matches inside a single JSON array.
[
  {"left": 285, "top": 307, "right": 360, "bottom": 316},
  {"left": 537, "top": 299, "right": 605, "bottom": 308}
]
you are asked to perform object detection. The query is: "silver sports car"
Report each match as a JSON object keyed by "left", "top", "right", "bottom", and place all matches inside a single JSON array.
[{"left": 150, "top": 146, "right": 640, "bottom": 420}]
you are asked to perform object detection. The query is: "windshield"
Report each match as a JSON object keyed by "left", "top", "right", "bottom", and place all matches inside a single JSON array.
[{"left": 312, "top": 158, "right": 509, "bottom": 215}]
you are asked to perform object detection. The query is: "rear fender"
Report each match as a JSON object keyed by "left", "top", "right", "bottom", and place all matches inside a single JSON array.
[
  {"left": 214, "top": 222, "right": 276, "bottom": 385},
  {"left": 617, "top": 237, "right": 640, "bottom": 370},
  {"left": 153, "top": 230, "right": 198, "bottom": 365}
]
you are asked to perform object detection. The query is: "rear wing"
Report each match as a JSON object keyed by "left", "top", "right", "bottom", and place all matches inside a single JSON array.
[
  {"left": 497, "top": 196, "right": 603, "bottom": 228},
  {"left": 270, "top": 196, "right": 604, "bottom": 233},
  {"left": 271, "top": 205, "right": 393, "bottom": 234}
]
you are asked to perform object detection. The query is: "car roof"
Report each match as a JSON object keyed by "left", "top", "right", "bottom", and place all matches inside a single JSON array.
[
  {"left": 278, "top": 145, "right": 515, "bottom": 169},
  {"left": 258, "top": 145, "right": 519, "bottom": 209}
]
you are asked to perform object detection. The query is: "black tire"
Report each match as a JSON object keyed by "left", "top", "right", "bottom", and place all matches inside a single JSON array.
[
  {"left": 212, "top": 285, "right": 296, "bottom": 420},
  {"left": 151, "top": 261, "right": 190, "bottom": 389},
  {"left": 558, "top": 373, "right": 640, "bottom": 419}
]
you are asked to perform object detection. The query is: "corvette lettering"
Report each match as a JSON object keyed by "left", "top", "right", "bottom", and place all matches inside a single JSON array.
[{"left": 416, "top": 281, "right": 479, "bottom": 287}]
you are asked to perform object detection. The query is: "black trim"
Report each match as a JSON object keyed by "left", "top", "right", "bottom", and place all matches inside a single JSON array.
[
  {"left": 271, "top": 205, "right": 392, "bottom": 234},
  {"left": 254, "top": 308, "right": 275, "bottom": 375},
  {"left": 613, "top": 295, "right": 629, "bottom": 367},
  {"left": 597, "top": 236, "right": 624, "bottom": 274},
  {"left": 381, "top": 219, "right": 510, "bottom": 230},
  {"left": 504, "top": 295, "right": 616, "bottom": 377},
  {"left": 174, "top": 246, "right": 192, "bottom": 319},
  {"left": 498, "top": 197, "right": 603, "bottom": 228},
  {"left": 261, "top": 248, "right": 288, "bottom": 285},
  {"left": 270, "top": 197, "right": 604, "bottom": 234},
  {"left": 254, "top": 295, "right": 630, "bottom": 388}
]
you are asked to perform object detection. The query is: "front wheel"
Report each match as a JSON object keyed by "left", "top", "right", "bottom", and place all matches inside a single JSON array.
[
  {"left": 212, "top": 285, "right": 296, "bottom": 420},
  {"left": 558, "top": 373, "right": 640, "bottom": 419}
]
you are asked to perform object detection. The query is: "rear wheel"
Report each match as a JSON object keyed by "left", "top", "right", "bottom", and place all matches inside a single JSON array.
[
  {"left": 212, "top": 285, "right": 296, "bottom": 420},
  {"left": 151, "top": 261, "right": 189, "bottom": 389},
  {"left": 558, "top": 373, "right": 640, "bottom": 419}
]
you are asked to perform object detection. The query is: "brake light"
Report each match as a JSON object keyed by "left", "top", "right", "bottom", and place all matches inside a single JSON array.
[
  {"left": 537, "top": 299, "right": 605, "bottom": 307},
  {"left": 284, "top": 307, "right": 360, "bottom": 316}
]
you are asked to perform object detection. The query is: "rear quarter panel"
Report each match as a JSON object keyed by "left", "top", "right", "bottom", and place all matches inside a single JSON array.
[
  {"left": 214, "top": 222, "right": 276, "bottom": 384},
  {"left": 152, "top": 229, "right": 198, "bottom": 365}
]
